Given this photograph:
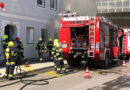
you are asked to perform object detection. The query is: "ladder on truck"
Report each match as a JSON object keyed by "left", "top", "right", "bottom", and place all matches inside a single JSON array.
[
  {"left": 88, "top": 17, "right": 96, "bottom": 57},
  {"left": 122, "top": 36, "right": 127, "bottom": 58}
]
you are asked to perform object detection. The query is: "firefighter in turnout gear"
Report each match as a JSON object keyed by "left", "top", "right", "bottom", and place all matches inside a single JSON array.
[
  {"left": 47, "top": 38, "right": 53, "bottom": 61},
  {"left": 51, "top": 39, "right": 58, "bottom": 71},
  {"left": 4, "top": 41, "right": 17, "bottom": 80},
  {"left": 36, "top": 38, "right": 45, "bottom": 63},
  {"left": 15, "top": 37, "right": 27, "bottom": 65},
  {"left": 2, "top": 35, "right": 9, "bottom": 50},
  {"left": 1, "top": 35, "right": 9, "bottom": 60},
  {"left": 52, "top": 39, "right": 66, "bottom": 74}
]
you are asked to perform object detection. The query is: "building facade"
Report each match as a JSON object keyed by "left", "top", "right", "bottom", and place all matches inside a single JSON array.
[
  {"left": 97, "top": 0, "right": 130, "bottom": 13},
  {"left": 96, "top": 0, "right": 130, "bottom": 27},
  {"left": 0, "top": 0, "right": 97, "bottom": 60},
  {"left": 0, "top": 0, "right": 65, "bottom": 59}
]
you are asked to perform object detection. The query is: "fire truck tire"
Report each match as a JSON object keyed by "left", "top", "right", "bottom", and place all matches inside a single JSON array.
[{"left": 103, "top": 52, "right": 109, "bottom": 68}]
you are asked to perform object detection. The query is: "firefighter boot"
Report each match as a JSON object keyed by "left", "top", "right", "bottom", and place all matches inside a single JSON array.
[
  {"left": 8, "top": 74, "right": 14, "bottom": 80},
  {"left": 56, "top": 68, "right": 61, "bottom": 74},
  {"left": 9, "top": 77, "right": 14, "bottom": 80},
  {"left": 62, "top": 68, "right": 67, "bottom": 75}
]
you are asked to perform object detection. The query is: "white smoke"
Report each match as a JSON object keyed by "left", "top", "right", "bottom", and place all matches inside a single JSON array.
[{"left": 65, "top": 0, "right": 97, "bottom": 16}]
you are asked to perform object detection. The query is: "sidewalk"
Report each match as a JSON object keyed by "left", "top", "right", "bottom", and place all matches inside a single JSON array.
[{"left": 0, "top": 59, "right": 67, "bottom": 78}]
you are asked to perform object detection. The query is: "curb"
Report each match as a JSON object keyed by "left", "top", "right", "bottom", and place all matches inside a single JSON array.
[
  {"left": 0, "top": 65, "right": 54, "bottom": 80},
  {"left": 0, "top": 62, "right": 68, "bottom": 80}
]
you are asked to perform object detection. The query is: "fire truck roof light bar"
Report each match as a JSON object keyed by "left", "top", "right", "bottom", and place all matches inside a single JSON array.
[{"left": 63, "top": 16, "right": 89, "bottom": 21}]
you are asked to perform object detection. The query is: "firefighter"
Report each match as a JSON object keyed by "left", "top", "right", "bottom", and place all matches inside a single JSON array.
[
  {"left": 1, "top": 35, "right": 9, "bottom": 60},
  {"left": 53, "top": 39, "right": 66, "bottom": 74},
  {"left": 2, "top": 35, "right": 9, "bottom": 50},
  {"left": 4, "top": 41, "right": 17, "bottom": 80},
  {"left": 36, "top": 38, "right": 45, "bottom": 63},
  {"left": 47, "top": 38, "right": 53, "bottom": 61},
  {"left": 15, "top": 37, "right": 27, "bottom": 65},
  {"left": 51, "top": 39, "right": 58, "bottom": 71},
  {"left": 119, "top": 32, "right": 126, "bottom": 55}
]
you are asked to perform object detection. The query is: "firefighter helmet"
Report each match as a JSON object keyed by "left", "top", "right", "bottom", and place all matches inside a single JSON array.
[
  {"left": 8, "top": 41, "right": 14, "bottom": 47},
  {"left": 3, "top": 35, "right": 8, "bottom": 40},
  {"left": 38, "top": 38, "right": 42, "bottom": 41},
  {"left": 15, "top": 37, "right": 20, "bottom": 41},
  {"left": 49, "top": 38, "right": 52, "bottom": 41}
]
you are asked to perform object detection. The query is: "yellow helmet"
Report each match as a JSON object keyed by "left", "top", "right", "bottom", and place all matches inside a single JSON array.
[
  {"left": 8, "top": 41, "right": 14, "bottom": 47},
  {"left": 39, "top": 38, "right": 42, "bottom": 41},
  {"left": 54, "top": 39, "right": 59, "bottom": 47},
  {"left": 49, "top": 38, "right": 52, "bottom": 41}
]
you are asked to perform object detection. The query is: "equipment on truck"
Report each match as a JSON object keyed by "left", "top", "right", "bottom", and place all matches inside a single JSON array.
[
  {"left": 59, "top": 11, "right": 120, "bottom": 68},
  {"left": 120, "top": 28, "right": 130, "bottom": 59}
]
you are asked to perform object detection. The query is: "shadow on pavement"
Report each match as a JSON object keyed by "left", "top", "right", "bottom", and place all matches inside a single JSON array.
[{"left": 88, "top": 76, "right": 130, "bottom": 90}]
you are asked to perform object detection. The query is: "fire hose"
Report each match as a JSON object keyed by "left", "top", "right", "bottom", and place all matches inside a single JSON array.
[{"left": 0, "top": 65, "right": 53, "bottom": 90}]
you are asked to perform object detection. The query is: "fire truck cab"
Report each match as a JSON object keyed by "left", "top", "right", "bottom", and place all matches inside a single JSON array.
[{"left": 59, "top": 11, "right": 120, "bottom": 67}]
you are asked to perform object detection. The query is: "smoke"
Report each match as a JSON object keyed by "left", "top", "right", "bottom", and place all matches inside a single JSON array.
[
  {"left": 65, "top": 0, "right": 97, "bottom": 16},
  {"left": 50, "top": 0, "right": 97, "bottom": 39}
]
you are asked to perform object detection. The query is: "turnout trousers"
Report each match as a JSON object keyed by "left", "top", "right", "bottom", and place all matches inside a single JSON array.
[
  {"left": 5, "top": 61, "right": 15, "bottom": 79},
  {"left": 56, "top": 60, "right": 66, "bottom": 74},
  {"left": 38, "top": 51, "right": 44, "bottom": 62}
]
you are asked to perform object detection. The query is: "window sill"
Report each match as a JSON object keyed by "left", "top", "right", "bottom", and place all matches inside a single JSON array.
[
  {"left": 50, "top": 8, "right": 57, "bottom": 11},
  {"left": 37, "top": 4, "right": 45, "bottom": 8}
]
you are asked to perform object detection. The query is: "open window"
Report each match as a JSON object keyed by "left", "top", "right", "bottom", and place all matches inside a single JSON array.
[
  {"left": 41, "top": 29, "right": 47, "bottom": 42},
  {"left": 37, "top": 0, "right": 45, "bottom": 7}
]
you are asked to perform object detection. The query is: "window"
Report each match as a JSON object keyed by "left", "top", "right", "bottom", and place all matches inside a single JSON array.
[
  {"left": 37, "top": 0, "right": 45, "bottom": 7},
  {"left": 116, "top": 2, "right": 122, "bottom": 7},
  {"left": 102, "top": 1, "right": 108, "bottom": 6},
  {"left": 41, "top": 29, "right": 47, "bottom": 42},
  {"left": 96, "top": 1, "right": 101, "bottom": 6},
  {"left": 26, "top": 27, "right": 34, "bottom": 44},
  {"left": 50, "top": 0, "right": 57, "bottom": 11}
]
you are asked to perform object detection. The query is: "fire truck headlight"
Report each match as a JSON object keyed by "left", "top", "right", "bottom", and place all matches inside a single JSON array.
[{"left": 62, "top": 43, "right": 67, "bottom": 48}]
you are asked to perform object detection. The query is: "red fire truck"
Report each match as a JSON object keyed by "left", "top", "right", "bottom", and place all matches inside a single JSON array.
[
  {"left": 120, "top": 28, "right": 130, "bottom": 59},
  {"left": 59, "top": 11, "right": 120, "bottom": 67}
]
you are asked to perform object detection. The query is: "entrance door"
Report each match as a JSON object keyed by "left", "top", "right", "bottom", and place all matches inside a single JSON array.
[{"left": 4, "top": 25, "right": 17, "bottom": 41}]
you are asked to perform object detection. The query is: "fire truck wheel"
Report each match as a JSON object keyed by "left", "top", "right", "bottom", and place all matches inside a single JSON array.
[{"left": 103, "top": 52, "right": 109, "bottom": 68}]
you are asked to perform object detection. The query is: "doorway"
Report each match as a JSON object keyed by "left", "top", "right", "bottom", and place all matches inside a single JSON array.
[{"left": 4, "top": 25, "right": 17, "bottom": 41}]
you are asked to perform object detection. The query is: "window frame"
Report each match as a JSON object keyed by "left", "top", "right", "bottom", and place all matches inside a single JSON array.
[
  {"left": 26, "top": 27, "right": 34, "bottom": 44},
  {"left": 50, "top": 0, "right": 57, "bottom": 11},
  {"left": 37, "top": 0, "right": 45, "bottom": 8}
]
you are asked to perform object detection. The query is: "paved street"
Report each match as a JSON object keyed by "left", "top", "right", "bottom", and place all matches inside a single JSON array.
[{"left": 0, "top": 62, "right": 130, "bottom": 90}]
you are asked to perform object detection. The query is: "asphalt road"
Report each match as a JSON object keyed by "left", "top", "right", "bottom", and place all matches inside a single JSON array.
[{"left": 0, "top": 63, "right": 130, "bottom": 90}]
